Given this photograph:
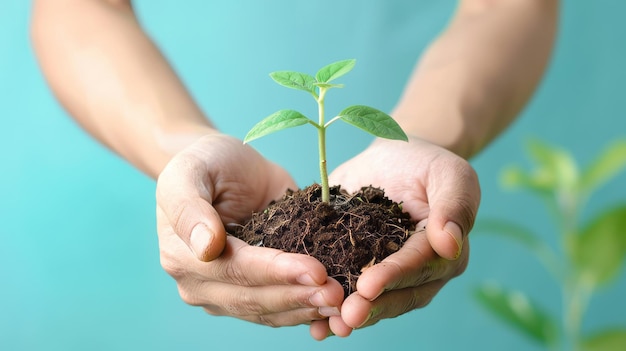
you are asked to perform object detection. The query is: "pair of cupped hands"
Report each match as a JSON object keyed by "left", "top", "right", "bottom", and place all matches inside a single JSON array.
[{"left": 155, "top": 132, "right": 479, "bottom": 340}]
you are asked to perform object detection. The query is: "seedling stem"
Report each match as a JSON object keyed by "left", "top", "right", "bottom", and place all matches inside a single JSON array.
[{"left": 243, "top": 59, "right": 408, "bottom": 203}]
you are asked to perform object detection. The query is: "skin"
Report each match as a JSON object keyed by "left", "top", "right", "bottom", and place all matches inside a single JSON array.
[{"left": 31, "top": 0, "right": 558, "bottom": 340}]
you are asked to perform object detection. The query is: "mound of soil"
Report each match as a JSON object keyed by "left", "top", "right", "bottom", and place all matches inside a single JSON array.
[{"left": 229, "top": 184, "right": 415, "bottom": 297}]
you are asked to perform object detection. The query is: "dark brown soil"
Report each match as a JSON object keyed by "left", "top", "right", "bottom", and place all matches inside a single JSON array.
[{"left": 229, "top": 184, "right": 415, "bottom": 297}]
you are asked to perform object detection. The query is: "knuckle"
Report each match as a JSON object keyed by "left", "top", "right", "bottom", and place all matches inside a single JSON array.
[
  {"left": 414, "top": 262, "right": 435, "bottom": 286},
  {"left": 177, "top": 284, "right": 201, "bottom": 306},
  {"left": 256, "top": 315, "right": 280, "bottom": 328},
  {"left": 160, "top": 257, "right": 185, "bottom": 280},
  {"left": 224, "top": 259, "right": 253, "bottom": 286},
  {"left": 208, "top": 244, "right": 253, "bottom": 286},
  {"left": 442, "top": 196, "right": 477, "bottom": 236},
  {"left": 459, "top": 200, "right": 478, "bottom": 235},
  {"left": 168, "top": 202, "right": 192, "bottom": 235},
  {"left": 436, "top": 159, "right": 481, "bottom": 236},
  {"left": 265, "top": 251, "right": 287, "bottom": 281},
  {"left": 202, "top": 306, "right": 223, "bottom": 316},
  {"left": 222, "top": 290, "right": 264, "bottom": 316},
  {"left": 247, "top": 307, "right": 320, "bottom": 328},
  {"left": 406, "top": 289, "right": 434, "bottom": 311}
]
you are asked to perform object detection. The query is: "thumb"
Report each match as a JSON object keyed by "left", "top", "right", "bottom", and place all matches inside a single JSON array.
[
  {"left": 425, "top": 166, "right": 480, "bottom": 260},
  {"left": 175, "top": 199, "right": 227, "bottom": 262},
  {"left": 156, "top": 166, "right": 226, "bottom": 263}
]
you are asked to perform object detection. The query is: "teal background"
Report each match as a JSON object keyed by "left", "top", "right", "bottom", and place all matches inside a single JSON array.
[{"left": 1, "top": 1, "right": 625, "bottom": 350}]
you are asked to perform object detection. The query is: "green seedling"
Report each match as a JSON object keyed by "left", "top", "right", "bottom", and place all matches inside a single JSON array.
[
  {"left": 243, "top": 59, "right": 408, "bottom": 203},
  {"left": 474, "top": 139, "right": 626, "bottom": 351}
]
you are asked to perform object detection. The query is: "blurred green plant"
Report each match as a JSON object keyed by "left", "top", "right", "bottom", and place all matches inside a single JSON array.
[{"left": 474, "top": 139, "right": 626, "bottom": 351}]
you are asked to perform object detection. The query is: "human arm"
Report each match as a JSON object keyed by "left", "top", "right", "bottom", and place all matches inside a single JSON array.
[
  {"left": 320, "top": 0, "right": 559, "bottom": 338},
  {"left": 393, "top": 0, "right": 559, "bottom": 160},
  {"left": 31, "top": 0, "right": 344, "bottom": 328},
  {"left": 31, "top": 0, "right": 210, "bottom": 178}
]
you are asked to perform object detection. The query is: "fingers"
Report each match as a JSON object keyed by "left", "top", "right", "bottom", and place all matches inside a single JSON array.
[
  {"left": 195, "top": 283, "right": 340, "bottom": 318},
  {"left": 339, "top": 235, "right": 469, "bottom": 330},
  {"left": 309, "top": 320, "right": 332, "bottom": 341},
  {"left": 198, "top": 236, "right": 333, "bottom": 287},
  {"left": 161, "top": 234, "right": 345, "bottom": 326},
  {"left": 355, "top": 231, "right": 465, "bottom": 301},
  {"left": 237, "top": 308, "right": 325, "bottom": 328},
  {"left": 156, "top": 153, "right": 226, "bottom": 261},
  {"left": 341, "top": 280, "right": 447, "bottom": 329},
  {"left": 188, "top": 271, "right": 343, "bottom": 328},
  {"left": 425, "top": 158, "right": 480, "bottom": 259},
  {"left": 310, "top": 315, "right": 354, "bottom": 340}
]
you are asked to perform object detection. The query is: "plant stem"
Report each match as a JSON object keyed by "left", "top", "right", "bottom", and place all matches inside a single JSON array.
[
  {"left": 556, "top": 189, "right": 590, "bottom": 351},
  {"left": 563, "top": 279, "right": 592, "bottom": 351},
  {"left": 317, "top": 87, "right": 330, "bottom": 202}
]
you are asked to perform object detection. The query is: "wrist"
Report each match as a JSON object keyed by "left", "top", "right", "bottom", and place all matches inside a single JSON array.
[
  {"left": 390, "top": 109, "right": 475, "bottom": 159},
  {"left": 143, "top": 122, "right": 219, "bottom": 179}
]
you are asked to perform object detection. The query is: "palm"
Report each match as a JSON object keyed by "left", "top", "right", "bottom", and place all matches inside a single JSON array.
[
  {"left": 330, "top": 138, "right": 449, "bottom": 220},
  {"left": 164, "top": 134, "right": 296, "bottom": 225}
]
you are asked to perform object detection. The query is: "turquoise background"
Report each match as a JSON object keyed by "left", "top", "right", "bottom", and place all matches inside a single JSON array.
[{"left": 2, "top": 1, "right": 625, "bottom": 350}]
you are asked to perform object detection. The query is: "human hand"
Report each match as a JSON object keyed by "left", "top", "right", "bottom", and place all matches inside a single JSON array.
[
  {"left": 156, "top": 133, "right": 344, "bottom": 329},
  {"left": 320, "top": 137, "right": 480, "bottom": 337}
]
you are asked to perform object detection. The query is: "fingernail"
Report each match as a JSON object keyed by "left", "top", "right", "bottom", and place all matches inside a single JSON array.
[
  {"left": 443, "top": 221, "right": 463, "bottom": 259},
  {"left": 318, "top": 306, "right": 341, "bottom": 317},
  {"left": 416, "top": 219, "right": 428, "bottom": 232},
  {"left": 309, "top": 291, "right": 329, "bottom": 307},
  {"left": 190, "top": 223, "right": 213, "bottom": 261},
  {"left": 297, "top": 273, "right": 320, "bottom": 286}
]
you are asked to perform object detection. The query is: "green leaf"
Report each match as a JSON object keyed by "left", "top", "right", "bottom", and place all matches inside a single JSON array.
[
  {"left": 336, "top": 105, "right": 408, "bottom": 141},
  {"left": 315, "top": 59, "right": 356, "bottom": 83},
  {"left": 269, "top": 71, "right": 317, "bottom": 95},
  {"left": 500, "top": 165, "right": 553, "bottom": 195},
  {"left": 580, "top": 139, "right": 626, "bottom": 194},
  {"left": 243, "top": 110, "right": 311, "bottom": 143},
  {"left": 525, "top": 139, "right": 580, "bottom": 192},
  {"left": 500, "top": 139, "right": 581, "bottom": 202},
  {"left": 572, "top": 204, "right": 626, "bottom": 286},
  {"left": 583, "top": 329, "right": 626, "bottom": 351},
  {"left": 474, "top": 283, "right": 558, "bottom": 346}
]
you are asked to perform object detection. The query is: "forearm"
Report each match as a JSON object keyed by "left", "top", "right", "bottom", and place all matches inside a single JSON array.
[
  {"left": 31, "top": 0, "right": 215, "bottom": 178},
  {"left": 392, "top": 0, "right": 559, "bottom": 159}
]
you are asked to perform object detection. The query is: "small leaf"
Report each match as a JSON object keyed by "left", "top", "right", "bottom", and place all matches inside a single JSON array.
[
  {"left": 580, "top": 139, "right": 626, "bottom": 194},
  {"left": 571, "top": 204, "right": 626, "bottom": 286},
  {"left": 336, "top": 105, "right": 408, "bottom": 141},
  {"left": 500, "top": 165, "right": 553, "bottom": 196},
  {"left": 500, "top": 140, "right": 581, "bottom": 200},
  {"left": 243, "top": 110, "right": 311, "bottom": 143},
  {"left": 269, "top": 71, "right": 317, "bottom": 95},
  {"left": 315, "top": 59, "right": 356, "bottom": 83},
  {"left": 474, "top": 283, "right": 558, "bottom": 346},
  {"left": 526, "top": 139, "right": 579, "bottom": 192},
  {"left": 583, "top": 329, "right": 626, "bottom": 351}
]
